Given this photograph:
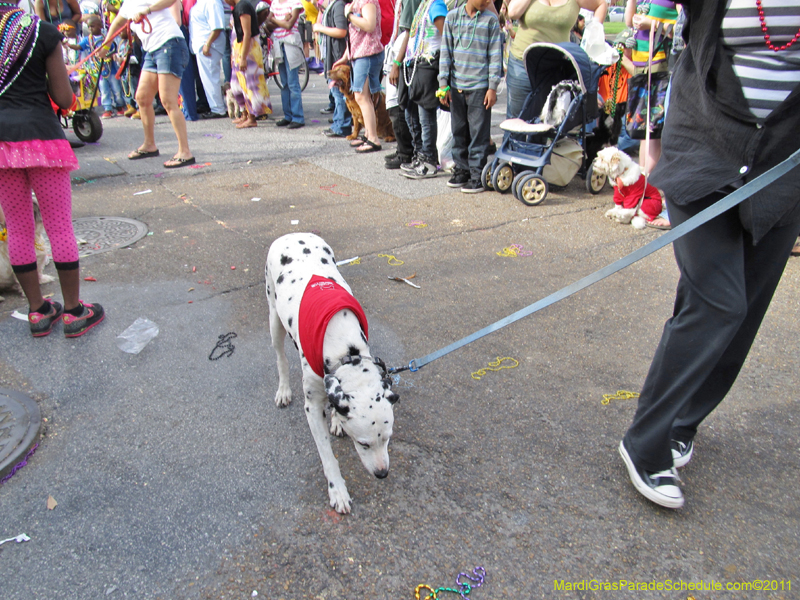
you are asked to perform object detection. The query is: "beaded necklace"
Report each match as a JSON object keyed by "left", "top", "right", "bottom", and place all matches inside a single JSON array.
[
  {"left": 454, "top": 5, "right": 479, "bottom": 51},
  {"left": 0, "top": 5, "right": 40, "bottom": 98},
  {"left": 756, "top": 0, "right": 800, "bottom": 52},
  {"left": 403, "top": 0, "right": 436, "bottom": 86}
]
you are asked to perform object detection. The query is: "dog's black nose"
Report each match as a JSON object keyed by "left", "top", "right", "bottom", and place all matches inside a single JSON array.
[{"left": 374, "top": 468, "right": 389, "bottom": 479}]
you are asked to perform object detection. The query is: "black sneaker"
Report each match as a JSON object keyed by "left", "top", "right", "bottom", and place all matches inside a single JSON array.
[
  {"left": 62, "top": 301, "right": 105, "bottom": 338},
  {"left": 461, "top": 179, "right": 485, "bottom": 193},
  {"left": 401, "top": 159, "right": 438, "bottom": 179},
  {"left": 619, "top": 440, "right": 684, "bottom": 508},
  {"left": 671, "top": 439, "right": 694, "bottom": 468},
  {"left": 320, "top": 106, "right": 334, "bottom": 114},
  {"left": 400, "top": 155, "right": 421, "bottom": 173},
  {"left": 29, "top": 299, "right": 63, "bottom": 337},
  {"left": 385, "top": 153, "right": 412, "bottom": 170},
  {"left": 447, "top": 169, "right": 470, "bottom": 188},
  {"left": 275, "top": 118, "right": 291, "bottom": 127},
  {"left": 286, "top": 121, "right": 305, "bottom": 129}
]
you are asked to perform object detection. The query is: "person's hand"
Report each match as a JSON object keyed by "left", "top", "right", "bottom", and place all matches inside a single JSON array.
[
  {"left": 389, "top": 63, "right": 399, "bottom": 86},
  {"left": 97, "top": 44, "right": 109, "bottom": 59},
  {"left": 332, "top": 57, "right": 346, "bottom": 70},
  {"left": 484, "top": 89, "right": 496, "bottom": 109},
  {"left": 439, "top": 90, "right": 450, "bottom": 107},
  {"left": 203, "top": 42, "right": 212, "bottom": 56},
  {"left": 312, "top": 22, "right": 321, "bottom": 33},
  {"left": 632, "top": 13, "right": 649, "bottom": 30},
  {"left": 239, "top": 57, "right": 247, "bottom": 70},
  {"left": 133, "top": 10, "right": 148, "bottom": 23}
]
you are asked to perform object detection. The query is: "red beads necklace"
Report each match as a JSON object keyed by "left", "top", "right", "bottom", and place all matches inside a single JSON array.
[{"left": 756, "top": 0, "right": 800, "bottom": 52}]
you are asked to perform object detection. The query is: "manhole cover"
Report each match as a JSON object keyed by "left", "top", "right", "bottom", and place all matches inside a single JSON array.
[
  {"left": 0, "top": 388, "right": 41, "bottom": 482},
  {"left": 73, "top": 216, "right": 149, "bottom": 257}
]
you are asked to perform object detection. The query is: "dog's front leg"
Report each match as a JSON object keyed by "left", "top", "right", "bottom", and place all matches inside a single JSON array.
[
  {"left": 269, "top": 306, "right": 293, "bottom": 407},
  {"left": 303, "top": 377, "right": 352, "bottom": 514}
]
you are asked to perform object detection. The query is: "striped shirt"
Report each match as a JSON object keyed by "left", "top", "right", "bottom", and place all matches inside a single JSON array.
[
  {"left": 631, "top": 0, "right": 678, "bottom": 67},
  {"left": 438, "top": 5, "right": 503, "bottom": 91},
  {"left": 722, "top": 0, "right": 800, "bottom": 120}
]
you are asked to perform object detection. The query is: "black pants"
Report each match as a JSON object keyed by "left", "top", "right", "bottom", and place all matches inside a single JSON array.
[
  {"left": 450, "top": 87, "right": 492, "bottom": 181},
  {"left": 623, "top": 192, "right": 800, "bottom": 472},
  {"left": 388, "top": 105, "right": 413, "bottom": 159}
]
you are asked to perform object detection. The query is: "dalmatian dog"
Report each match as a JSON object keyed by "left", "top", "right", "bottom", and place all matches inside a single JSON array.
[{"left": 265, "top": 233, "right": 399, "bottom": 514}]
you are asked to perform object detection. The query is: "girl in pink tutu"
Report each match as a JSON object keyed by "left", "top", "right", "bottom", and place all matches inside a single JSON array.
[{"left": 0, "top": 0, "right": 105, "bottom": 337}]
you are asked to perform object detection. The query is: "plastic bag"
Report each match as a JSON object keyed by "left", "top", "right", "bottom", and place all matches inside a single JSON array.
[
  {"left": 116, "top": 317, "right": 159, "bottom": 354},
  {"left": 581, "top": 19, "right": 617, "bottom": 66},
  {"left": 436, "top": 109, "right": 454, "bottom": 172}
]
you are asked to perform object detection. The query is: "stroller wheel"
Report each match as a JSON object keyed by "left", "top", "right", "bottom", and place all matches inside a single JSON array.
[
  {"left": 491, "top": 162, "right": 514, "bottom": 194},
  {"left": 585, "top": 163, "right": 608, "bottom": 195},
  {"left": 512, "top": 171, "right": 530, "bottom": 200},
  {"left": 517, "top": 174, "right": 549, "bottom": 206},
  {"left": 481, "top": 162, "right": 494, "bottom": 190}
]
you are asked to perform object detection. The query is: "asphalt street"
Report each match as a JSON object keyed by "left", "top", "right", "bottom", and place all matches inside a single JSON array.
[{"left": 1, "top": 77, "right": 798, "bottom": 600}]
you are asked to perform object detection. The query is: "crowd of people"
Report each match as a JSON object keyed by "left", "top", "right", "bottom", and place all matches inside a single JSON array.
[{"left": 3, "top": 0, "right": 800, "bottom": 514}]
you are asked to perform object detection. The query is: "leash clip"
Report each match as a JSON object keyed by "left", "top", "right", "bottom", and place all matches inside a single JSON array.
[{"left": 408, "top": 359, "right": 419, "bottom": 372}]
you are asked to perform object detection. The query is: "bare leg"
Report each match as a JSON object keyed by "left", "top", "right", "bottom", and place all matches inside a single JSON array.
[
  {"left": 158, "top": 73, "right": 193, "bottom": 160},
  {"left": 354, "top": 77, "right": 378, "bottom": 146},
  {"left": 134, "top": 71, "right": 159, "bottom": 153}
]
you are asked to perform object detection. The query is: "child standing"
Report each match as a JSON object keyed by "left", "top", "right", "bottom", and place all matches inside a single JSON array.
[
  {"left": 437, "top": 0, "right": 502, "bottom": 192},
  {"left": 80, "top": 14, "right": 126, "bottom": 117},
  {"left": 0, "top": 2, "right": 105, "bottom": 337}
]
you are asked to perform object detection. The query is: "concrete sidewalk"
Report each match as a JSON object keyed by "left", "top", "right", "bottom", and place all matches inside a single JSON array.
[{"left": 1, "top": 79, "right": 798, "bottom": 600}]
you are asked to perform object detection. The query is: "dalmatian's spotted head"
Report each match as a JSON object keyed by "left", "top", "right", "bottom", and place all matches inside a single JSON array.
[{"left": 324, "top": 356, "right": 399, "bottom": 478}]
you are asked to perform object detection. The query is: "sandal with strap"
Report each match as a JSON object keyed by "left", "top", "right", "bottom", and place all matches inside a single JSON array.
[{"left": 354, "top": 139, "right": 382, "bottom": 153}]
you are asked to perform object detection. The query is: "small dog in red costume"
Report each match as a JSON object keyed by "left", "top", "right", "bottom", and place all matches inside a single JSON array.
[{"left": 593, "top": 147, "right": 663, "bottom": 229}]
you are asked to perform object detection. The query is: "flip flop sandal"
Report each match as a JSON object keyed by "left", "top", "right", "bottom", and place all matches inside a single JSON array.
[
  {"left": 128, "top": 148, "right": 160, "bottom": 160},
  {"left": 354, "top": 140, "right": 382, "bottom": 153},
  {"left": 349, "top": 136, "right": 366, "bottom": 147},
  {"left": 163, "top": 156, "right": 196, "bottom": 169},
  {"left": 646, "top": 221, "right": 672, "bottom": 230}
]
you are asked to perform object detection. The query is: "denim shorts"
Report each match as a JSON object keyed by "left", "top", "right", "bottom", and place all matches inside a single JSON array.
[
  {"left": 142, "top": 36, "right": 189, "bottom": 79},
  {"left": 351, "top": 50, "right": 385, "bottom": 94}
]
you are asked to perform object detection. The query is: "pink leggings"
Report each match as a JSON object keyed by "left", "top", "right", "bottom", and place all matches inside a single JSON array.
[{"left": 0, "top": 167, "right": 79, "bottom": 269}]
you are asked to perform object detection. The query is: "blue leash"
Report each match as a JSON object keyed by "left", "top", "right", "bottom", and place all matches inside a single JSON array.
[{"left": 390, "top": 149, "right": 800, "bottom": 374}]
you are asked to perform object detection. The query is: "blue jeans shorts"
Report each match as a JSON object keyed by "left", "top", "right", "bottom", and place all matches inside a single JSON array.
[
  {"left": 351, "top": 50, "right": 385, "bottom": 94},
  {"left": 142, "top": 36, "right": 189, "bottom": 80}
]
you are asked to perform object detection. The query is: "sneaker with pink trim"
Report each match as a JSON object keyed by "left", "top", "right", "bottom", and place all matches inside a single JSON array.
[
  {"left": 62, "top": 301, "right": 105, "bottom": 338},
  {"left": 101, "top": 111, "right": 114, "bottom": 119},
  {"left": 29, "top": 299, "right": 63, "bottom": 337}
]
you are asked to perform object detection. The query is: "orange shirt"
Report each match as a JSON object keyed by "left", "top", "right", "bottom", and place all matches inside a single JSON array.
[{"left": 598, "top": 62, "right": 630, "bottom": 105}]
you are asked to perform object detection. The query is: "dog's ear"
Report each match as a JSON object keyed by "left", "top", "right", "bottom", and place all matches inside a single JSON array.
[{"left": 324, "top": 374, "right": 351, "bottom": 416}]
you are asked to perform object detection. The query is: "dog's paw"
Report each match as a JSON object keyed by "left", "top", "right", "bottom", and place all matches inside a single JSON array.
[
  {"left": 329, "top": 412, "right": 346, "bottom": 437},
  {"left": 328, "top": 483, "right": 352, "bottom": 514},
  {"left": 274, "top": 385, "right": 292, "bottom": 407},
  {"left": 604, "top": 208, "right": 618, "bottom": 220}
]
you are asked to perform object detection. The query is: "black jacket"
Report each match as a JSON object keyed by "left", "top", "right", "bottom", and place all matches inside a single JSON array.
[{"left": 650, "top": 0, "right": 800, "bottom": 242}]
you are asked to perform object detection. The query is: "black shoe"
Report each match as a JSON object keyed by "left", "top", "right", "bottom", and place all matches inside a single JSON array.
[
  {"left": 447, "top": 169, "right": 470, "bottom": 188},
  {"left": 29, "top": 299, "right": 63, "bottom": 337},
  {"left": 671, "top": 439, "right": 694, "bottom": 468},
  {"left": 275, "top": 118, "right": 291, "bottom": 127},
  {"left": 321, "top": 106, "right": 335, "bottom": 114},
  {"left": 62, "top": 300, "right": 105, "bottom": 338},
  {"left": 328, "top": 118, "right": 334, "bottom": 124},
  {"left": 619, "top": 440, "right": 684, "bottom": 509},
  {"left": 461, "top": 179, "right": 485, "bottom": 193},
  {"left": 287, "top": 121, "right": 305, "bottom": 129},
  {"left": 154, "top": 106, "right": 167, "bottom": 116},
  {"left": 202, "top": 111, "right": 227, "bottom": 119},
  {"left": 323, "top": 128, "right": 347, "bottom": 138},
  {"left": 400, "top": 155, "right": 420, "bottom": 173},
  {"left": 385, "top": 153, "right": 412, "bottom": 170}
]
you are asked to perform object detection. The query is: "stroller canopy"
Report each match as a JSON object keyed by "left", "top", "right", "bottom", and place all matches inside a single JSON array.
[{"left": 520, "top": 42, "right": 604, "bottom": 124}]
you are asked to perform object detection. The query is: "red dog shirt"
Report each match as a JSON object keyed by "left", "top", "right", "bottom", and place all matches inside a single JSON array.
[
  {"left": 298, "top": 275, "right": 369, "bottom": 378},
  {"left": 613, "top": 174, "right": 663, "bottom": 221}
]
